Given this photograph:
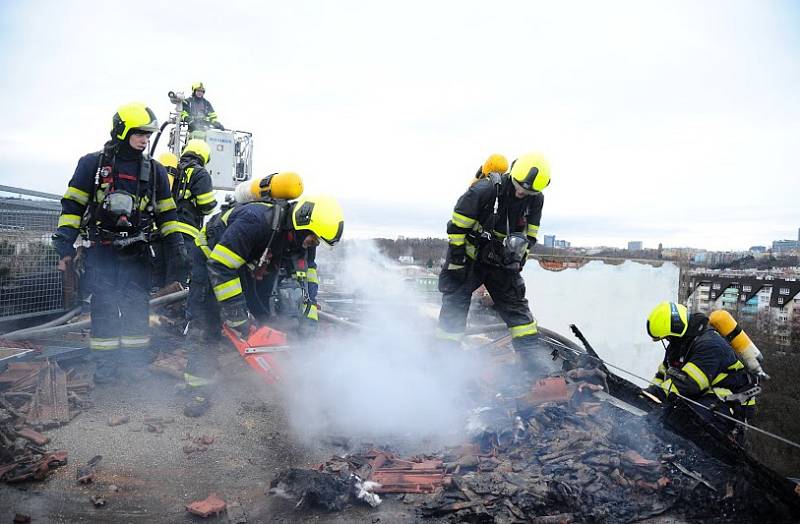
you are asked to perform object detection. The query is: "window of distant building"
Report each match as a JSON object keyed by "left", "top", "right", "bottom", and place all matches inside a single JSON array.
[
  {"left": 778, "top": 297, "right": 784, "bottom": 305},
  {"left": 713, "top": 283, "right": 721, "bottom": 290},
  {"left": 779, "top": 288, "right": 790, "bottom": 295},
  {"left": 743, "top": 285, "right": 752, "bottom": 292}
]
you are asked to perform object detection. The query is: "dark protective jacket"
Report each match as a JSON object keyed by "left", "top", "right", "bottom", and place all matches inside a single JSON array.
[
  {"left": 651, "top": 314, "right": 752, "bottom": 403},
  {"left": 446, "top": 175, "right": 543, "bottom": 265},
  {"left": 53, "top": 146, "right": 181, "bottom": 258},
  {"left": 173, "top": 154, "right": 217, "bottom": 238},
  {"left": 180, "top": 96, "right": 218, "bottom": 125}
]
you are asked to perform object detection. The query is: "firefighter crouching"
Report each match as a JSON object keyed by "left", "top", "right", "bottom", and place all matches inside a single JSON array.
[
  {"left": 181, "top": 194, "right": 344, "bottom": 416},
  {"left": 437, "top": 152, "right": 553, "bottom": 375},
  {"left": 52, "top": 102, "right": 187, "bottom": 381},
  {"left": 645, "top": 302, "right": 762, "bottom": 441}
]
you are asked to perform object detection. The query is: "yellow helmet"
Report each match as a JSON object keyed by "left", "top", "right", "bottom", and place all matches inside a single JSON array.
[
  {"left": 646, "top": 301, "right": 689, "bottom": 341},
  {"left": 291, "top": 195, "right": 344, "bottom": 246},
  {"left": 191, "top": 81, "right": 205, "bottom": 92},
  {"left": 157, "top": 152, "right": 178, "bottom": 169},
  {"left": 111, "top": 102, "right": 159, "bottom": 141},
  {"left": 509, "top": 152, "right": 551, "bottom": 193},
  {"left": 481, "top": 154, "right": 509, "bottom": 176},
  {"left": 182, "top": 139, "right": 211, "bottom": 165}
]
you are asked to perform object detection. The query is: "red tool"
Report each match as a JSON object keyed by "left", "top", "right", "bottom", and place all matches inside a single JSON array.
[{"left": 222, "top": 324, "right": 289, "bottom": 384}]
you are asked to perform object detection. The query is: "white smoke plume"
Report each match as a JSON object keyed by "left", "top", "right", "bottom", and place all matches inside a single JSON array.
[{"left": 281, "top": 240, "right": 485, "bottom": 445}]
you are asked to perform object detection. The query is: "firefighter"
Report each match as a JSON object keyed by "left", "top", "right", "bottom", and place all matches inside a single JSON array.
[
  {"left": 645, "top": 302, "right": 759, "bottom": 439},
  {"left": 52, "top": 102, "right": 186, "bottom": 380},
  {"left": 437, "top": 152, "right": 551, "bottom": 374},
  {"left": 181, "top": 195, "right": 343, "bottom": 416},
  {"left": 180, "top": 82, "right": 223, "bottom": 133},
  {"left": 169, "top": 139, "right": 217, "bottom": 285}
]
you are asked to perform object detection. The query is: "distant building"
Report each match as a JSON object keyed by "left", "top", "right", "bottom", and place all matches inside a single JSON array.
[
  {"left": 749, "top": 246, "right": 767, "bottom": 254},
  {"left": 681, "top": 269, "right": 800, "bottom": 347},
  {"left": 555, "top": 239, "right": 570, "bottom": 249},
  {"left": 772, "top": 240, "right": 800, "bottom": 253},
  {"left": 627, "top": 241, "right": 643, "bottom": 251},
  {"left": 398, "top": 255, "right": 414, "bottom": 264},
  {"left": 543, "top": 235, "right": 555, "bottom": 248}
]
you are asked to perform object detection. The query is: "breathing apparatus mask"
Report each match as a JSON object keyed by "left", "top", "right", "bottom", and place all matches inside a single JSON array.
[
  {"left": 101, "top": 191, "right": 136, "bottom": 229},
  {"left": 502, "top": 233, "right": 529, "bottom": 271}
]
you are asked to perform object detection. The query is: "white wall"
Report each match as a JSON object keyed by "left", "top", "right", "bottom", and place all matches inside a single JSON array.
[{"left": 524, "top": 260, "right": 681, "bottom": 386}]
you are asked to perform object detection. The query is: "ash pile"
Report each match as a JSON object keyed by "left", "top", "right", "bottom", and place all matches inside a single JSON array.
[{"left": 271, "top": 337, "right": 800, "bottom": 523}]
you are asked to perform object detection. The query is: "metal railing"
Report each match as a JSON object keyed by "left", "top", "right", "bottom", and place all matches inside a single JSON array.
[{"left": 0, "top": 186, "right": 65, "bottom": 322}]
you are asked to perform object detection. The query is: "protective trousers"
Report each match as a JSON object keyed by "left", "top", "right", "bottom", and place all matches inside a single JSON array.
[
  {"left": 86, "top": 244, "right": 151, "bottom": 352},
  {"left": 184, "top": 247, "right": 221, "bottom": 387},
  {"left": 437, "top": 258, "right": 547, "bottom": 372}
]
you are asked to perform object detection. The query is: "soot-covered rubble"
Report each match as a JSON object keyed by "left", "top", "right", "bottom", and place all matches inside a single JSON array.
[{"left": 269, "top": 345, "right": 800, "bottom": 523}]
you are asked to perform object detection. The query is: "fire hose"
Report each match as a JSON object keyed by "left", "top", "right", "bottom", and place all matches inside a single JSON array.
[{"left": 1, "top": 289, "right": 189, "bottom": 341}]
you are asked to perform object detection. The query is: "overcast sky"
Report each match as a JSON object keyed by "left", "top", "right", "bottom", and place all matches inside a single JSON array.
[{"left": 1, "top": 0, "right": 798, "bottom": 250}]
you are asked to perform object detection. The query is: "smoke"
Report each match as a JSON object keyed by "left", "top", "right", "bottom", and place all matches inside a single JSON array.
[{"left": 281, "top": 240, "right": 485, "bottom": 446}]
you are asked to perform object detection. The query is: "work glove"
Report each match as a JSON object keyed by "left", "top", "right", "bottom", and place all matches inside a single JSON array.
[
  {"left": 642, "top": 384, "right": 667, "bottom": 404},
  {"left": 166, "top": 241, "right": 189, "bottom": 283},
  {"left": 221, "top": 302, "right": 250, "bottom": 339},
  {"left": 438, "top": 262, "right": 467, "bottom": 294},
  {"left": 52, "top": 232, "right": 77, "bottom": 259}
]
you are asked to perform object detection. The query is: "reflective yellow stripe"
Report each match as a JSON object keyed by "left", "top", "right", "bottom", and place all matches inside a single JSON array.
[
  {"left": 120, "top": 336, "right": 150, "bottom": 348},
  {"left": 63, "top": 186, "right": 89, "bottom": 205},
  {"left": 448, "top": 233, "right": 466, "bottom": 246},
  {"left": 295, "top": 271, "right": 307, "bottom": 279},
  {"left": 90, "top": 337, "right": 119, "bottom": 351},
  {"left": 57, "top": 214, "right": 81, "bottom": 229},
  {"left": 160, "top": 220, "right": 181, "bottom": 236},
  {"left": 174, "top": 222, "right": 200, "bottom": 238},
  {"left": 727, "top": 360, "right": 745, "bottom": 371},
  {"left": 220, "top": 208, "right": 234, "bottom": 225},
  {"left": 307, "top": 268, "right": 319, "bottom": 284},
  {"left": 155, "top": 197, "right": 177, "bottom": 213},
  {"left": 208, "top": 112, "right": 218, "bottom": 119},
  {"left": 661, "top": 378, "right": 679, "bottom": 395},
  {"left": 451, "top": 212, "right": 476, "bottom": 229},
  {"left": 209, "top": 244, "right": 246, "bottom": 269},
  {"left": 306, "top": 304, "right": 319, "bottom": 321},
  {"left": 195, "top": 191, "right": 216, "bottom": 206},
  {"left": 184, "top": 372, "right": 212, "bottom": 387},
  {"left": 712, "top": 387, "right": 733, "bottom": 400},
  {"left": 527, "top": 224, "right": 539, "bottom": 238},
  {"left": 651, "top": 377, "right": 664, "bottom": 386},
  {"left": 492, "top": 230, "right": 507, "bottom": 239},
  {"left": 712, "top": 372, "right": 728, "bottom": 386},
  {"left": 435, "top": 328, "right": 463, "bottom": 342},
  {"left": 510, "top": 321, "right": 538, "bottom": 338},
  {"left": 744, "top": 398, "right": 756, "bottom": 406},
  {"left": 213, "top": 277, "right": 243, "bottom": 302},
  {"left": 682, "top": 362, "right": 710, "bottom": 391}
]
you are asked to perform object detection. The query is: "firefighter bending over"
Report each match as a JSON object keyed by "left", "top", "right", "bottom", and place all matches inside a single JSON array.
[
  {"left": 52, "top": 102, "right": 186, "bottom": 381},
  {"left": 181, "top": 194, "right": 344, "bottom": 416},
  {"left": 645, "top": 302, "right": 762, "bottom": 441},
  {"left": 437, "top": 152, "right": 552, "bottom": 375}
]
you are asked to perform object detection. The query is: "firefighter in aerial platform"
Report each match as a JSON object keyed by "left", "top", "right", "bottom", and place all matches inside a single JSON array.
[
  {"left": 181, "top": 191, "right": 344, "bottom": 416},
  {"left": 169, "top": 139, "right": 217, "bottom": 285},
  {"left": 645, "top": 302, "right": 763, "bottom": 440},
  {"left": 436, "top": 152, "right": 553, "bottom": 375},
  {"left": 52, "top": 103, "right": 187, "bottom": 381},
  {"left": 181, "top": 82, "right": 223, "bottom": 134}
]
